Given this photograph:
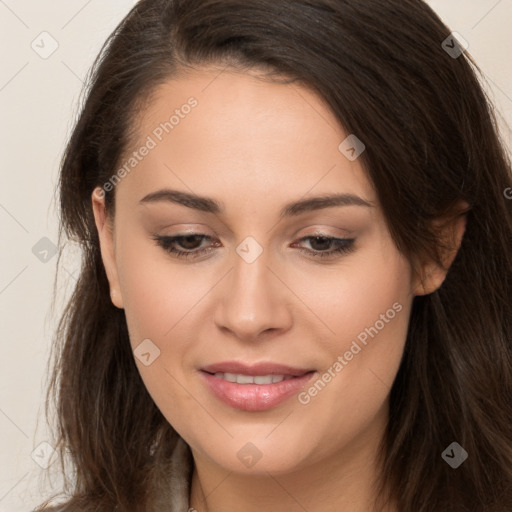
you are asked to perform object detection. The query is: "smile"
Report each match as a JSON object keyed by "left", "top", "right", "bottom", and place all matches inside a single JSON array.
[
  {"left": 210, "top": 372, "right": 296, "bottom": 384},
  {"left": 200, "top": 368, "right": 317, "bottom": 411}
]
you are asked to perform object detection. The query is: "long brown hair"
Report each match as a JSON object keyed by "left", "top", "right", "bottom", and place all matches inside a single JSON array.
[{"left": 37, "top": 1, "right": 512, "bottom": 510}]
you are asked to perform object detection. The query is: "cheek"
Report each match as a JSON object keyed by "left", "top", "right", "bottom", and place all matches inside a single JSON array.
[
  {"left": 295, "top": 246, "right": 412, "bottom": 450},
  {"left": 115, "top": 233, "right": 210, "bottom": 344},
  {"left": 113, "top": 237, "right": 208, "bottom": 420},
  {"left": 272, "top": 264, "right": 411, "bottom": 440},
  {"left": 291, "top": 239, "right": 412, "bottom": 351}
]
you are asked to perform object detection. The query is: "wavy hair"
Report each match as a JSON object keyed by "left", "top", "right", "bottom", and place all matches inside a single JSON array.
[{"left": 37, "top": 0, "right": 512, "bottom": 510}]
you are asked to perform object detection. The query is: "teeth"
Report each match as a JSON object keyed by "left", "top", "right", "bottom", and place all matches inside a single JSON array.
[{"left": 213, "top": 372, "right": 295, "bottom": 384}]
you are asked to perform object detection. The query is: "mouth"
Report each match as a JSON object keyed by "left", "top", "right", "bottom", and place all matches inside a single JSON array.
[
  {"left": 201, "top": 360, "right": 314, "bottom": 378},
  {"left": 202, "top": 371, "right": 298, "bottom": 385},
  {"left": 199, "top": 361, "right": 317, "bottom": 411}
]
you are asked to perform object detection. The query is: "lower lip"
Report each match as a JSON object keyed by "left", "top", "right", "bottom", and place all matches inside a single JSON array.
[{"left": 200, "top": 370, "right": 316, "bottom": 411}]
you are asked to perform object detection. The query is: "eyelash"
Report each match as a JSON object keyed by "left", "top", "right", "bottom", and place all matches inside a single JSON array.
[{"left": 151, "top": 234, "right": 356, "bottom": 260}]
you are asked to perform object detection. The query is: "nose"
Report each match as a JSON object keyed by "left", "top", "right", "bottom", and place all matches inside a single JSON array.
[{"left": 213, "top": 249, "right": 293, "bottom": 342}]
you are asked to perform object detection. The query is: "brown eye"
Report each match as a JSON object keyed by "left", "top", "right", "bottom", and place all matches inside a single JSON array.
[
  {"left": 152, "top": 234, "right": 219, "bottom": 259},
  {"left": 292, "top": 236, "right": 356, "bottom": 259},
  {"left": 176, "top": 235, "right": 206, "bottom": 250}
]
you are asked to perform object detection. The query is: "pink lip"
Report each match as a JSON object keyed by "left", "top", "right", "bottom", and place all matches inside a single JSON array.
[{"left": 199, "top": 361, "right": 317, "bottom": 411}]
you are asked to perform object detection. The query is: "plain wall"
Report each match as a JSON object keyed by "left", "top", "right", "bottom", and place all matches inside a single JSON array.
[{"left": 0, "top": 1, "right": 510, "bottom": 510}]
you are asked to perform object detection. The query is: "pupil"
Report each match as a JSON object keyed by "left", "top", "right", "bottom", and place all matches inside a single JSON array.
[
  {"left": 181, "top": 235, "right": 202, "bottom": 249},
  {"left": 310, "top": 236, "right": 331, "bottom": 251}
]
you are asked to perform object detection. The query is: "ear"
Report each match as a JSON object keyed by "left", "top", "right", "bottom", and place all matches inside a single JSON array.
[
  {"left": 413, "top": 200, "right": 469, "bottom": 296},
  {"left": 91, "top": 187, "right": 124, "bottom": 309}
]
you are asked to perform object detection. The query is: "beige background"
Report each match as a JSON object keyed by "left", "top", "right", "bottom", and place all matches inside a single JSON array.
[{"left": 0, "top": 1, "right": 511, "bottom": 510}]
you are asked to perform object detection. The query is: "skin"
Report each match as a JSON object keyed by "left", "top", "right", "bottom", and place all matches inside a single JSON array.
[{"left": 92, "top": 66, "right": 466, "bottom": 512}]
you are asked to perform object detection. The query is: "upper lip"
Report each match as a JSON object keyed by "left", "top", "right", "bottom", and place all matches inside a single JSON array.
[{"left": 201, "top": 361, "right": 314, "bottom": 377}]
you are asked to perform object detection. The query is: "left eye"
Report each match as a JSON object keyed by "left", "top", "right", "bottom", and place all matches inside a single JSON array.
[
  {"left": 292, "top": 235, "right": 356, "bottom": 259},
  {"left": 152, "top": 234, "right": 356, "bottom": 260}
]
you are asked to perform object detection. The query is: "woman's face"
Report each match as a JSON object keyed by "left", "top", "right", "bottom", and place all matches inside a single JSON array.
[{"left": 93, "top": 67, "right": 423, "bottom": 475}]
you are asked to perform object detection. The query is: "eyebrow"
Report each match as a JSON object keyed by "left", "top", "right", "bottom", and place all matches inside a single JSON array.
[{"left": 139, "top": 189, "right": 374, "bottom": 218}]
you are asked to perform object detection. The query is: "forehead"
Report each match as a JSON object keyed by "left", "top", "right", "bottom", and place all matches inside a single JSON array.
[
  {"left": 140, "top": 66, "right": 342, "bottom": 145},
  {"left": 116, "top": 67, "right": 376, "bottom": 208}
]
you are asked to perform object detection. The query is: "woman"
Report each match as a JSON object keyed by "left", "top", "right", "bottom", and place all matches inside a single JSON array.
[{"left": 37, "top": 0, "right": 512, "bottom": 511}]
